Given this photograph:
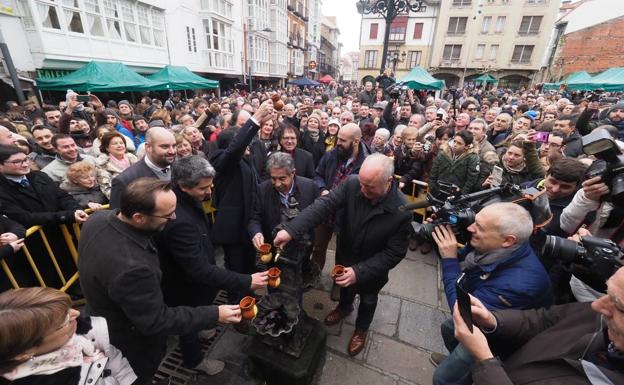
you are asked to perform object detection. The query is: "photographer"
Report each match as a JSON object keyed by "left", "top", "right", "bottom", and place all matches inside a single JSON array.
[
  {"left": 383, "top": 90, "right": 419, "bottom": 132},
  {"left": 452, "top": 267, "right": 624, "bottom": 385},
  {"left": 430, "top": 203, "right": 552, "bottom": 385}
]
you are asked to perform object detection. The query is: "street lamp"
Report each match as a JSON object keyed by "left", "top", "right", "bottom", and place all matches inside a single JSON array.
[
  {"left": 248, "top": 27, "right": 273, "bottom": 92},
  {"left": 356, "top": 0, "right": 423, "bottom": 74},
  {"left": 386, "top": 50, "right": 407, "bottom": 73}
]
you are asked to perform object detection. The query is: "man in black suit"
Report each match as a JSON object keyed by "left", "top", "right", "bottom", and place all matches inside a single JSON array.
[
  {"left": 109, "top": 126, "right": 177, "bottom": 209},
  {"left": 209, "top": 102, "right": 273, "bottom": 303},
  {"left": 156, "top": 155, "right": 268, "bottom": 374}
]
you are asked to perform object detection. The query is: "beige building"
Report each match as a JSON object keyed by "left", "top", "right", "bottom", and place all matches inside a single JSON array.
[
  {"left": 429, "top": 0, "right": 559, "bottom": 89},
  {"left": 357, "top": 1, "right": 440, "bottom": 85}
]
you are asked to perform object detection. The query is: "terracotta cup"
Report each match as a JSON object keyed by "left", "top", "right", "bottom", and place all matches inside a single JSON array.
[
  {"left": 240, "top": 296, "right": 257, "bottom": 320},
  {"left": 258, "top": 243, "right": 272, "bottom": 264},
  {"left": 331, "top": 265, "right": 346, "bottom": 281},
  {"left": 271, "top": 93, "right": 284, "bottom": 111},
  {"left": 267, "top": 267, "right": 282, "bottom": 288}
]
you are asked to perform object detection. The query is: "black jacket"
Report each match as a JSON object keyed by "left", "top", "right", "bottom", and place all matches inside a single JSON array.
[
  {"left": 109, "top": 158, "right": 159, "bottom": 209},
  {"left": 286, "top": 148, "right": 315, "bottom": 179},
  {"left": 156, "top": 187, "right": 251, "bottom": 308},
  {"left": 248, "top": 175, "right": 319, "bottom": 241},
  {"left": 300, "top": 130, "right": 327, "bottom": 167},
  {"left": 0, "top": 172, "right": 80, "bottom": 227},
  {"left": 209, "top": 119, "right": 260, "bottom": 244},
  {"left": 0, "top": 214, "right": 25, "bottom": 262},
  {"left": 563, "top": 131, "right": 584, "bottom": 158},
  {"left": 314, "top": 142, "right": 371, "bottom": 192},
  {"left": 282, "top": 176, "right": 411, "bottom": 291}
]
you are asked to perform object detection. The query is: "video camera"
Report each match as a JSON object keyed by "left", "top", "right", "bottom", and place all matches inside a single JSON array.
[
  {"left": 582, "top": 128, "right": 624, "bottom": 205},
  {"left": 542, "top": 235, "right": 623, "bottom": 292},
  {"left": 385, "top": 83, "right": 408, "bottom": 103}
]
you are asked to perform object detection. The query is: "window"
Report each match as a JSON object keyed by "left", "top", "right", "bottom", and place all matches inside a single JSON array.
[
  {"left": 389, "top": 25, "right": 406, "bottom": 41},
  {"left": 151, "top": 9, "right": 165, "bottom": 47},
  {"left": 481, "top": 16, "right": 491, "bottom": 33},
  {"left": 526, "top": 0, "right": 547, "bottom": 4},
  {"left": 511, "top": 45, "right": 534, "bottom": 63},
  {"left": 37, "top": 2, "right": 61, "bottom": 29},
  {"left": 364, "top": 50, "right": 377, "bottom": 68},
  {"left": 407, "top": 50, "right": 421, "bottom": 68},
  {"left": 103, "top": 0, "right": 121, "bottom": 39},
  {"left": 84, "top": 0, "right": 105, "bottom": 36},
  {"left": 489, "top": 44, "right": 499, "bottom": 60},
  {"left": 413, "top": 22, "right": 423, "bottom": 39},
  {"left": 369, "top": 23, "right": 378, "bottom": 39},
  {"left": 452, "top": 0, "right": 472, "bottom": 5},
  {"left": 121, "top": 0, "right": 137, "bottom": 43},
  {"left": 475, "top": 44, "right": 485, "bottom": 60},
  {"left": 62, "top": 0, "right": 84, "bottom": 33},
  {"left": 519, "top": 16, "right": 542, "bottom": 35},
  {"left": 443, "top": 44, "right": 462, "bottom": 61},
  {"left": 495, "top": 16, "right": 505, "bottom": 33},
  {"left": 191, "top": 27, "right": 197, "bottom": 52},
  {"left": 137, "top": 4, "right": 152, "bottom": 44},
  {"left": 447, "top": 17, "right": 467, "bottom": 35},
  {"left": 204, "top": 19, "right": 233, "bottom": 53},
  {"left": 186, "top": 26, "right": 192, "bottom": 51}
]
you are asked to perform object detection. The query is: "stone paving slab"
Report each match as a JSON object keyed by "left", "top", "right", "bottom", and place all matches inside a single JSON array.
[
  {"left": 382, "top": 259, "right": 439, "bottom": 307},
  {"left": 317, "top": 352, "right": 395, "bottom": 385},
  {"left": 326, "top": 322, "right": 369, "bottom": 360},
  {"left": 344, "top": 293, "right": 401, "bottom": 338},
  {"left": 404, "top": 247, "right": 438, "bottom": 266},
  {"left": 366, "top": 333, "right": 434, "bottom": 385},
  {"left": 397, "top": 301, "right": 448, "bottom": 354}
]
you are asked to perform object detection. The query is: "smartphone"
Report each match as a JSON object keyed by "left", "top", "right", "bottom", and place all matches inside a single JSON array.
[
  {"left": 491, "top": 165, "right": 503, "bottom": 187},
  {"left": 436, "top": 113, "right": 444, "bottom": 121},
  {"left": 534, "top": 131, "right": 549, "bottom": 143},
  {"left": 456, "top": 273, "right": 473, "bottom": 333},
  {"left": 76, "top": 95, "right": 90, "bottom": 102}
]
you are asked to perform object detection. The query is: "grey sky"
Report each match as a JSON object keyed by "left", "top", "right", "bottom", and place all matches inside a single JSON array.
[{"left": 322, "top": 0, "right": 362, "bottom": 54}]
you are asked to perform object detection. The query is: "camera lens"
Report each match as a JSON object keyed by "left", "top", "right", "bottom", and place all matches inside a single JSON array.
[
  {"left": 610, "top": 174, "right": 624, "bottom": 206},
  {"left": 542, "top": 235, "right": 583, "bottom": 263}
]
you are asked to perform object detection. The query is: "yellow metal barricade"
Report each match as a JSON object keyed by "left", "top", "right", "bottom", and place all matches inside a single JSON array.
[{"left": 394, "top": 175, "right": 429, "bottom": 221}]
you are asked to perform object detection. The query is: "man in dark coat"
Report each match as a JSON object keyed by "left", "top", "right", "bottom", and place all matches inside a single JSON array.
[
  {"left": 452, "top": 267, "right": 624, "bottom": 385},
  {"left": 275, "top": 125, "right": 315, "bottom": 179},
  {"left": 155, "top": 155, "right": 268, "bottom": 374},
  {"left": 209, "top": 102, "right": 273, "bottom": 303},
  {"left": 274, "top": 154, "right": 411, "bottom": 356},
  {"left": 78, "top": 178, "right": 242, "bottom": 385},
  {"left": 109, "top": 126, "right": 176, "bottom": 209}
]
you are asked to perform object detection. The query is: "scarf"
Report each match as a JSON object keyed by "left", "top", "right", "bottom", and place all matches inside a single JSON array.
[
  {"left": 108, "top": 154, "right": 130, "bottom": 171},
  {"left": 460, "top": 244, "right": 522, "bottom": 271},
  {"left": 325, "top": 135, "right": 337, "bottom": 151},
  {"left": 503, "top": 159, "right": 526, "bottom": 174}
]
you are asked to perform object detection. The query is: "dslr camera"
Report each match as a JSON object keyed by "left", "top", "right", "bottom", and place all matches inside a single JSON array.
[
  {"left": 582, "top": 128, "right": 624, "bottom": 205},
  {"left": 542, "top": 235, "right": 623, "bottom": 292}
]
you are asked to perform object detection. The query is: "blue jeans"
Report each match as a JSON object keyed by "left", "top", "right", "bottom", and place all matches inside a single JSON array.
[{"left": 432, "top": 318, "right": 475, "bottom": 385}]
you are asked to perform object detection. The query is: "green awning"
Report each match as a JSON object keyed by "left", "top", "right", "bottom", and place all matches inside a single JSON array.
[
  {"left": 398, "top": 66, "right": 445, "bottom": 90},
  {"left": 568, "top": 67, "right": 624, "bottom": 92},
  {"left": 543, "top": 71, "right": 593, "bottom": 91},
  {"left": 146, "top": 65, "right": 219, "bottom": 90},
  {"left": 474, "top": 73, "right": 497, "bottom": 83},
  {"left": 36, "top": 61, "right": 162, "bottom": 92}
]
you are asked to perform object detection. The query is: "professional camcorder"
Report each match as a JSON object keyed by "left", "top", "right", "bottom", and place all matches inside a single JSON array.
[
  {"left": 401, "top": 182, "right": 552, "bottom": 244},
  {"left": 582, "top": 128, "right": 624, "bottom": 205},
  {"left": 385, "top": 83, "right": 409, "bottom": 102},
  {"left": 542, "top": 235, "right": 623, "bottom": 292}
]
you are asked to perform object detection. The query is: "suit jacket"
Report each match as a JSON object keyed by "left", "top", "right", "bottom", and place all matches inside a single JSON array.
[
  {"left": 248, "top": 175, "right": 319, "bottom": 241},
  {"left": 109, "top": 158, "right": 159, "bottom": 209},
  {"left": 289, "top": 148, "right": 315, "bottom": 180},
  {"left": 155, "top": 187, "right": 251, "bottom": 307},
  {"left": 209, "top": 119, "right": 260, "bottom": 244},
  {"left": 0, "top": 171, "right": 80, "bottom": 227}
]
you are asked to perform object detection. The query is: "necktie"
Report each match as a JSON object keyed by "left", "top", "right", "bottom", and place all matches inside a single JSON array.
[
  {"left": 161, "top": 168, "right": 169, "bottom": 174},
  {"left": 19, "top": 179, "right": 30, "bottom": 188}
]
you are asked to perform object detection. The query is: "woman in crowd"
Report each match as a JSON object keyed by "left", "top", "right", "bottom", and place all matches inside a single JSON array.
[
  {"left": 95, "top": 131, "right": 138, "bottom": 199},
  {"left": 175, "top": 134, "right": 196, "bottom": 158},
  {"left": 0, "top": 287, "right": 136, "bottom": 385},
  {"left": 89, "top": 125, "right": 136, "bottom": 157},
  {"left": 324, "top": 118, "right": 340, "bottom": 152},
  {"left": 299, "top": 113, "right": 326, "bottom": 166},
  {"left": 60, "top": 161, "right": 108, "bottom": 210},
  {"left": 480, "top": 138, "right": 545, "bottom": 188},
  {"left": 428, "top": 130, "right": 480, "bottom": 197}
]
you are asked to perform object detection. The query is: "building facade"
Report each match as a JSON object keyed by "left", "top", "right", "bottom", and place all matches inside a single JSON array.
[
  {"left": 306, "top": 0, "right": 321, "bottom": 79},
  {"left": 287, "top": 0, "right": 307, "bottom": 79},
  {"left": 357, "top": 0, "right": 439, "bottom": 85},
  {"left": 319, "top": 15, "right": 340, "bottom": 79},
  {"left": 429, "top": 0, "right": 559, "bottom": 89}
]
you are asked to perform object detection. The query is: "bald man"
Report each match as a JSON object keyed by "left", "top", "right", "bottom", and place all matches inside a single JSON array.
[
  {"left": 274, "top": 153, "right": 411, "bottom": 356},
  {"left": 110, "top": 127, "right": 177, "bottom": 209},
  {"left": 0, "top": 126, "right": 15, "bottom": 146}
]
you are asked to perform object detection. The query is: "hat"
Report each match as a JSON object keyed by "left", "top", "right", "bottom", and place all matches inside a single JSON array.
[
  {"left": 607, "top": 102, "right": 624, "bottom": 116},
  {"left": 314, "top": 97, "right": 323, "bottom": 104},
  {"left": 328, "top": 118, "right": 341, "bottom": 127},
  {"left": 118, "top": 100, "right": 131, "bottom": 108},
  {"left": 373, "top": 102, "right": 385, "bottom": 110},
  {"left": 148, "top": 119, "right": 165, "bottom": 128}
]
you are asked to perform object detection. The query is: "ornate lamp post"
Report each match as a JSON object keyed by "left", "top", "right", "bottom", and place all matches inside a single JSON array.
[
  {"left": 387, "top": 50, "right": 407, "bottom": 73},
  {"left": 356, "top": 0, "right": 424, "bottom": 74}
]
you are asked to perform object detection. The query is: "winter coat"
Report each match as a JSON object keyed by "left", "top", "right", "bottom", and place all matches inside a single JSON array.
[
  {"left": 59, "top": 179, "right": 108, "bottom": 209},
  {"left": 478, "top": 141, "right": 544, "bottom": 189},
  {"left": 441, "top": 242, "right": 552, "bottom": 312},
  {"left": 95, "top": 153, "right": 139, "bottom": 199},
  {"left": 109, "top": 159, "right": 159, "bottom": 210},
  {"left": 313, "top": 141, "right": 371, "bottom": 192},
  {"left": 428, "top": 144, "right": 480, "bottom": 196},
  {"left": 42, "top": 154, "right": 96, "bottom": 184},
  {"left": 563, "top": 131, "right": 584, "bottom": 158},
  {"left": 473, "top": 302, "right": 623, "bottom": 385},
  {"left": 282, "top": 176, "right": 411, "bottom": 292}
]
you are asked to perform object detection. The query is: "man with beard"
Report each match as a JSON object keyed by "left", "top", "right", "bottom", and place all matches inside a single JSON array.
[
  {"left": 132, "top": 115, "right": 150, "bottom": 148},
  {"left": 110, "top": 127, "right": 176, "bottom": 209},
  {"left": 579, "top": 101, "right": 624, "bottom": 139},
  {"left": 79, "top": 178, "right": 242, "bottom": 385},
  {"left": 41, "top": 134, "right": 96, "bottom": 183},
  {"left": 29, "top": 125, "right": 57, "bottom": 169},
  {"left": 311, "top": 123, "right": 371, "bottom": 297}
]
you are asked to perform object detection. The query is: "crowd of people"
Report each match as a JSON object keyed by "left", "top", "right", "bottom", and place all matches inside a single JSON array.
[{"left": 0, "top": 78, "right": 622, "bottom": 385}]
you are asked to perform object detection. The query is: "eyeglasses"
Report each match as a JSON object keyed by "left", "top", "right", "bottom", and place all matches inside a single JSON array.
[
  {"left": 147, "top": 211, "right": 176, "bottom": 220},
  {"left": 4, "top": 158, "right": 29, "bottom": 165}
]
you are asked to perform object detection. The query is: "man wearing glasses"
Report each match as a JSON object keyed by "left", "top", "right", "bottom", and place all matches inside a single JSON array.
[
  {"left": 79, "top": 178, "right": 242, "bottom": 385},
  {"left": 452, "top": 267, "right": 624, "bottom": 385}
]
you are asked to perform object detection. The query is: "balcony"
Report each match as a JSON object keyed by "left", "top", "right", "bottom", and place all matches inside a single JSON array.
[{"left": 202, "top": 50, "right": 234, "bottom": 70}]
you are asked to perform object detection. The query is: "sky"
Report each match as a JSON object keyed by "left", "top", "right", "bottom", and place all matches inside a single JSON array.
[{"left": 321, "top": 0, "right": 362, "bottom": 54}]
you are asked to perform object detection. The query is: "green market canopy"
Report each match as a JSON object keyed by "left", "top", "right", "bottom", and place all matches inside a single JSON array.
[
  {"left": 147, "top": 65, "right": 219, "bottom": 90},
  {"left": 398, "top": 66, "right": 444, "bottom": 90},
  {"left": 36, "top": 61, "right": 162, "bottom": 92},
  {"left": 568, "top": 67, "right": 624, "bottom": 92},
  {"left": 474, "top": 73, "right": 498, "bottom": 84},
  {"left": 543, "top": 71, "right": 592, "bottom": 91}
]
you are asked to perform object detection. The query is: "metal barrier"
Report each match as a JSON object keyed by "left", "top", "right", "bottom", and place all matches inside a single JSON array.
[
  {"left": 0, "top": 205, "right": 109, "bottom": 303},
  {"left": 394, "top": 175, "right": 429, "bottom": 221}
]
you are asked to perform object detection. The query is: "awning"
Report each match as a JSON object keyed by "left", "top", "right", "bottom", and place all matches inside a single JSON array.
[
  {"left": 567, "top": 68, "right": 624, "bottom": 92},
  {"left": 398, "top": 66, "right": 444, "bottom": 90},
  {"left": 146, "top": 65, "right": 219, "bottom": 90},
  {"left": 319, "top": 74, "right": 334, "bottom": 84},
  {"left": 543, "top": 71, "right": 592, "bottom": 91},
  {"left": 287, "top": 76, "right": 320, "bottom": 87},
  {"left": 474, "top": 73, "right": 498, "bottom": 84}
]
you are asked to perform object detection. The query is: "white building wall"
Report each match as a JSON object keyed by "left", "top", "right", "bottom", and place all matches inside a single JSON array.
[
  {"left": 0, "top": 12, "right": 36, "bottom": 72},
  {"left": 270, "top": 0, "right": 288, "bottom": 77}
]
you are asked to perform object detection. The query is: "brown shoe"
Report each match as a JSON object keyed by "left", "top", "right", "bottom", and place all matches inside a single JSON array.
[
  {"left": 348, "top": 329, "right": 367, "bottom": 356},
  {"left": 324, "top": 307, "right": 351, "bottom": 326},
  {"left": 408, "top": 237, "right": 419, "bottom": 251}
]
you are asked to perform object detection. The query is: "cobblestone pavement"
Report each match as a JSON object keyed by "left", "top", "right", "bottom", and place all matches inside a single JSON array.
[{"left": 188, "top": 241, "right": 449, "bottom": 385}]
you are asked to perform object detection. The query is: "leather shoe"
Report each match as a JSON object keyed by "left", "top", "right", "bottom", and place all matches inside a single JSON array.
[
  {"left": 324, "top": 307, "right": 351, "bottom": 326},
  {"left": 348, "top": 329, "right": 367, "bottom": 356}
]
